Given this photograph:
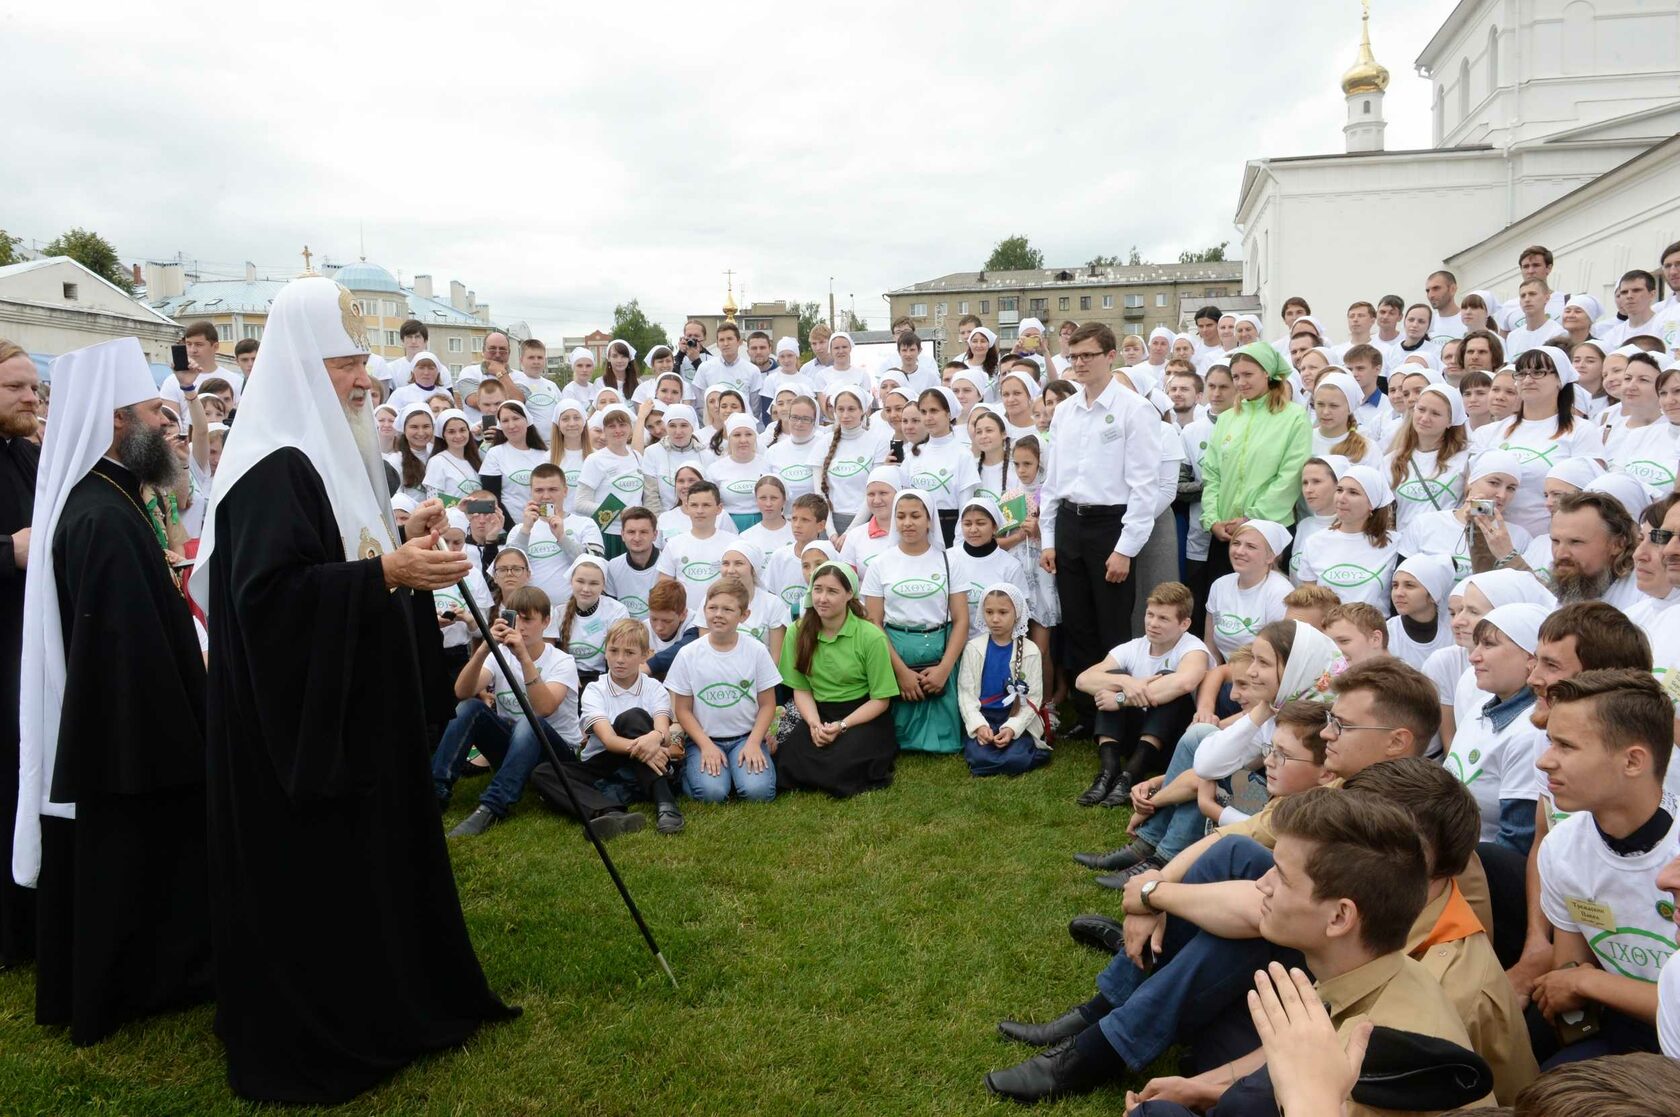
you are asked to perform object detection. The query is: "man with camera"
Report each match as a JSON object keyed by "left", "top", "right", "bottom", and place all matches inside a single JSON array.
[
  {"left": 676, "top": 319, "right": 710, "bottom": 385},
  {"left": 161, "top": 323, "right": 242, "bottom": 414}
]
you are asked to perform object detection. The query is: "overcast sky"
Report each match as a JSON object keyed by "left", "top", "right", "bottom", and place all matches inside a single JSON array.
[{"left": 3, "top": 0, "right": 1458, "bottom": 341}]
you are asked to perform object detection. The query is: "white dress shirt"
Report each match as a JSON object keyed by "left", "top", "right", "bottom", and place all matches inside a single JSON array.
[{"left": 1038, "top": 378, "right": 1162, "bottom": 558}]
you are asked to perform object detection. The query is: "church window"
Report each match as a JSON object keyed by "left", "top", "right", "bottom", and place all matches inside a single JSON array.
[{"left": 1487, "top": 26, "right": 1499, "bottom": 90}]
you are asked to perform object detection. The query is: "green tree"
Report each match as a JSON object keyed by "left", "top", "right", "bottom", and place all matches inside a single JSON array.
[
  {"left": 610, "top": 298, "right": 669, "bottom": 364},
  {"left": 0, "top": 229, "right": 21, "bottom": 268},
  {"left": 1126, "top": 245, "right": 1146, "bottom": 266},
  {"left": 984, "top": 235, "right": 1043, "bottom": 272},
  {"left": 844, "top": 310, "right": 867, "bottom": 332},
  {"left": 1177, "top": 241, "right": 1229, "bottom": 264},
  {"left": 1085, "top": 254, "right": 1122, "bottom": 268},
  {"left": 43, "top": 227, "right": 133, "bottom": 292},
  {"left": 796, "top": 300, "right": 826, "bottom": 352}
]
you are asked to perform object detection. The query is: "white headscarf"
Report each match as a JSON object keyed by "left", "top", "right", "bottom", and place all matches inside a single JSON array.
[
  {"left": 608, "top": 339, "right": 638, "bottom": 362},
  {"left": 886, "top": 489, "right": 939, "bottom": 547},
  {"left": 1417, "top": 383, "right": 1467, "bottom": 426},
  {"left": 190, "top": 277, "right": 396, "bottom": 610},
  {"left": 569, "top": 347, "right": 595, "bottom": 367},
  {"left": 16, "top": 337, "right": 161, "bottom": 886},
  {"left": 1314, "top": 372, "right": 1362, "bottom": 417},
  {"left": 1342, "top": 464, "right": 1395, "bottom": 509},
  {"left": 775, "top": 336, "right": 799, "bottom": 356},
  {"left": 1274, "top": 620, "right": 1343, "bottom": 708},
  {"left": 981, "top": 581, "right": 1031, "bottom": 638},
  {"left": 1395, "top": 554, "right": 1457, "bottom": 606}
]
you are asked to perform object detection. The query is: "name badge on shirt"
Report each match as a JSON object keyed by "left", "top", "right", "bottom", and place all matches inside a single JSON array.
[
  {"left": 1100, "top": 425, "right": 1121, "bottom": 444},
  {"left": 1564, "top": 897, "right": 1617, "bottom": 932}
]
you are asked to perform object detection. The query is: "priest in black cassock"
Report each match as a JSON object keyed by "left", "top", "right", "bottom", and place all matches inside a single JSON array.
[
  {"left": 191, "top": 277, "right": 515, "bottom": 1105},
  {"left": 14, "top": 337, "right": 211, "bottom": 1044},
  {"left": 0, "top": 338, "right": 40, "bottom": 968}
]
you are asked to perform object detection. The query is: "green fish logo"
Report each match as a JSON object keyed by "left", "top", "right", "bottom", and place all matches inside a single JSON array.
[
  {"left": 1320, "top": 563, "right": 1383, "bottom": 589},
  {"left": 780, "top": 464, "right": 815, "bottom": 482},
  {"left": 528, "top": 540, "right": 561, "bottom": 560},
  {"left": 1214, "top": 613, "right": 1256, "bottom": 636},
  {"left": 565, "top": 469, "right": 581, "bottom": 487},
  {"left": 613, "top": 474, "right": 643, "bottom": 494},
  {"left": 831, "top": 458, "right": 866, "bottom": 477},
  {"left": 726, "top": 478, "right": 757, "bottom": 495},
  {"left": 510, "top": 468, "right": 534, "bottom": 485},
  {"left": 892, "top": 575, "right": 944, "bottom": 599},
  {"left": 1587, "top": 926, "right": 1677, "bottom": 980},
  {"left": 622, "top": 595, "right": 648, "bottom": 616},
  {"left": 697, "top": 679, "right": 754, "bottom": 709},
  {"left": 1626, "top": 460, "right": 1675, "bottom": 486},
  {"left": 682, "top": 558, "right": 721, "bottom": 580},
  {"left": 913, "top": 469, "right": 953, "bottom": 494}
]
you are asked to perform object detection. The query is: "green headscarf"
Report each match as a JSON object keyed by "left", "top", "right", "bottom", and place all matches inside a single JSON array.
[
  {"left": 1229, "top": 341, "right": 1291, "bottom": 382},
  {"left": 801, "top": 559, "right": 859, "bottom": 610}
]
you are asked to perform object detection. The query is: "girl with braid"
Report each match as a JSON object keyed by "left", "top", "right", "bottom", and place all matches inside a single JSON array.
[{"left": 957, "top": 583, "right": 1048, "bottom": 776}]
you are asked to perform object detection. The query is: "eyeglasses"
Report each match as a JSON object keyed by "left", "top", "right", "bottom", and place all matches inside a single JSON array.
[
  {"left": 1323, "top": 712, "right": 1399, "bottom": 736},
  {"left": 1650, "top": 528, "right": 1678, "bottom": 545},
  {"left": 1260, "top": 742, "right": 1315, "bottom": 765},
  {"left": 1511, "top": 368, "right": 1557, "bottom": 381},
  {"left": 1066, "top": 351, "right": 1111, "bottom": 364},
  {"left": 786, "top": 413, "right": 815, "bottom": 423}
]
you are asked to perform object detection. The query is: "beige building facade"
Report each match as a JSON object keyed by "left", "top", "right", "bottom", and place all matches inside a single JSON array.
[
  {"left": 885, "top": 262, "right": 1243, "bottom": 355},
  {"left": 0, "top": 256, "right": 183, "bottom": 370},
  {"left": 689, "top": 299, "right": 801, "bottom": 343}
]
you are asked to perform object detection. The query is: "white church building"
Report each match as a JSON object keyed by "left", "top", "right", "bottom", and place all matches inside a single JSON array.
[{"left": 1235, "top": 0, "right": 1680, "bottom": 335}]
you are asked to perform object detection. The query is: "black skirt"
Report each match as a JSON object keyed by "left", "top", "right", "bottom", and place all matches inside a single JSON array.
[{"left": 776, "top": 699, "right": 898, "bottom": 799}]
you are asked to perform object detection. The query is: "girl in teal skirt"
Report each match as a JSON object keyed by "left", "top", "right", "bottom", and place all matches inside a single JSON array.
[{"left": 860, "top": 489, "right": 967, "bottom": 753}]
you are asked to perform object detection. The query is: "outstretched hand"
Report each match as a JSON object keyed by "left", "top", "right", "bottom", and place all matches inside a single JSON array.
[{"left": 382, "top": 533, "right": 471, "bottom": 591}]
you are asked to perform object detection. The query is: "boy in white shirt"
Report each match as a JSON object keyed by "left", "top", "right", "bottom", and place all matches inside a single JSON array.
[
  {"left": 1073, "top": 582, "right": 1211, "bottom": 808},
  {"left": 654, "top": 481, "right": 734, "bottom": 610},
  {"left": 504, "top": 464, "right": 603, "bottom": 606},
  {"left": 1532, "top": 669, "right": 1679, "bottom": 1065}
]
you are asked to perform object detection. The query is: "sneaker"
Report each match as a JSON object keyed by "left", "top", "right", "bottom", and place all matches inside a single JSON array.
[
  {"left": 655, "top": 804, "right": 686, "bottom": 835},
  {"left": 447, "top": 805, "right": 500, "bottom": 838}
]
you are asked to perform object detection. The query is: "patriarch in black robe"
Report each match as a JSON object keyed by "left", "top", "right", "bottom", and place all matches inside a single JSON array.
[
  {"left": 191, "top": 277, "right": 514, "bottom": 1105},
  {"left": 1, "top": 337, "right": 40, "bottom": 967},
  {"left": 14, "top": 337, "right": 210, "bottom": 1043}
]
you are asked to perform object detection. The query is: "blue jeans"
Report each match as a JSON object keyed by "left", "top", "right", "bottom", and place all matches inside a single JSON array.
[
  {"left": 682, "top": 734, "right": 777, "bottom": 803},
  {"left": 430, "top": 698, "right": 560, "bottom": 817},
  {"left": 1093, "top": 837, "right": 1294, "bottom": 1071},
  {"left": 1134, "top": 722, "right": 1225, "bottom": 861}
]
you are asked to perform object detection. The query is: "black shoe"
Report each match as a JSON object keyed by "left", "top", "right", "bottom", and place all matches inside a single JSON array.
[
  {"left": 447, "top": 805, "right": 500, "bottom": 838},
  {"left": 1095, "top": 854, "right": 1167, "bottom": 890},
  {"left": 984, "top": 1037, "right": 1105, "bottom": 1103},
  {"left": 1073, "top": 841, "right": 1155, "bottom": 871},
  {"left": 655, "top": 804, "right": 685, "bottom": 835},
  {"left": 1067, "top": 914, "right": 1126, "bottom": 955},
  {"left": 586, "top": 809, "right": 647, "bottom": 841},
  {"left": 1060, "top": 721, "right": 1090, "bottom": 741},
  {"left": 997, "top": 1008, "right": 1089, "bottom": 1047},
  {"left": 1076, "top": 771, "right": 1115, "bottom": 807},
  {"left": 1098, "top": 774, "right": 1134, "bottom": 808}
]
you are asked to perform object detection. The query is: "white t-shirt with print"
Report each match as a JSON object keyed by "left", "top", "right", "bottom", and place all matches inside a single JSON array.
[
  {"left": 422, "top": 452, "right": 482, "bottom": 505},
  {"left": 862, "top": 545, "right": 954, "bottom": 629},
  {"left": 578, "top": 673, "right": 672, "bottom": 762},
  {"left": 763, "top": 435, "right": 824, "bottom": 503},
  {"left": 1297, "top": 528, "right": 1400, "bottom": 612},
  {"left": 656, "top": 530, "right": 735, "bottom": 607},
  {"left": 479, "top": 444, "right": 549, "bottom": 520},
  {"left": 606, "top": 551, "right": 662, "bottom": 620},
  {"left": 1206, "top": 571, "right": 1292, "bottom": 661},
  {"left": 433, "top": 564, "right": 493, "bottom": 650},
  {"left": 818, "top": 424, "right": 891, "bottom": 517},
  {"left": 1540, "top": 795, "right": 1680, "bottom": 985},
  {"left": 1446, "top": 668, "right": 1546, "bottom": 843},
  {"left": 705, "top": 454, "right": 769, "bottom": 516},
  {"left": 512, "top": 372, "right": 561, "bottom": 432},
  {"left": 559, "top": 595, "right": 630, "bottom": 674},
  {"left": 664, "top": 635, "right": 783, "bottom": 740},
  {"left": 642, "top": 441, "right": 708, "bottom": 512},
  {"left": 577, "top": 448, "right": 645, "bottom": 535},
  {"left": 1606, "top": 421, "right": 1680, "bottom": 492},
  {"left": 739, "top": 587, "right": 792, "bottom": 648},
  {"left": 946, "top": 544, "right": 1031, "bottom": 639},
  {"left": 1481, "top": 419, "right": 1605, "bottom": 537},
  {"left": 487, "top": 643, "right": 581, "bottom": 741},
  {"left": 509, "top": 517, "right": 604, "bottom": 605},
  {"left": 1387, "top": 448, "right": 1468, "bottom": 534},
  {"left": 1108, "top": 630, "right": 1209, "bottom": 677},
  {"left": 1398, "top": 509, "right": 1531, "bottom": 580},
  {"left": 903, "top": 435, "right": 980, "bottom": 513}
]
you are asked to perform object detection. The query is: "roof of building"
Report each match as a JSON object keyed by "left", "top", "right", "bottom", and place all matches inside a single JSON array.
[
  {"left": 886, "top": 260, "right": 1244, "bottom": 296},
  {"left": 329, "top": 260, "right": 404, "bottom": 293},
  {"left": 151, "top": 273, "right": 489, "bottom": 327},
  {"left": 0, "top": 256, "right": 180, "bottom": 326}
]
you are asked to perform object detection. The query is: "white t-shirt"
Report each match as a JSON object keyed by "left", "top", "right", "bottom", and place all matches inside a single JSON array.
[
  {"left": 1480, "top": 418, "right": 1605, "bottom": 537},
  {"left": 1311, "top": 428, "right": 1383, "bottom": 470},
  {"left": 862, "top": 544, "right": 954, "bottom": 629},
  {"left": 1423, "top": 645, "right": 1469, "bottom": 706},
  {"left": 433, "top": 564, "right": 493, "bottom": 650},
  {"left": 1503, "top": 318, "right": 1566, "bottom": 359},
  {"left": 550, "top": 447, "right": 586, "bottom": 512},
  {"left": 1446, "top": 670, "right": 1546, "bottom": 843},
  {"left": 606, "top": 551, "right": 662, "bottom": 620},
  {"left": 1288, "top": 514, "right": 1332, "bottom": 585},
  {"left": 654, "top": 508, "right": 736, "bottom": 548},
  {"left": 947, "top": 544, "right": 1031, "bottom": 638},
  {"left": 816, "top": 424, "right": 891, "bottom": 516},
  {"left": 817, "top": 366, "right": 874, "bottom": 409},
  {"left": 903, "top": 434, "right": 980, "bottom": 513},
  {"left": 763, "top": 435, "right": 824, "bottom": 502},
  {"left": 386, "top": 382, "right": 452, "bottom": 414},
  {"left": 422, "top": 451, "right": 481, "bottom": 505},
  {"left": 642, "top": 440, "right": 708, "bottom": 512},
  {"left": 508, "top": 517, "right": 604, "bottom": 605},
  {"left": 1206, "top": 571, "right": 1293, "bottom": 661},
  {"left": 705, "top": 454, "right": 769, "bottom": 516},
  {"left": 161, "top": 368, "right": 246, "bottom": 413},
  {"left": 578, "top": 448, "right": 645, "bottom": 535},
  {"left": 664, "top": 635, "right": 783, "bottom": 740},
  {"left": 1606, "top": 421, "right": 1680, "bottom": 492},
  {"left": 488, "top": 644, "right": 581, "bottom": 741},
  {"left": 740, "top": 519, "right": 793, "bottom": 555},
  {"left": 739, "top": 587, "right": 792, "bottom": 648},
  {"left": 840, "top": 521, "right": 893, "bottom": 573},
  {"left": 1385, "top": 613, "right": 1453, "bottom": 670},
  {"left": 578, "top": 673, "right": 672, "bottom": 762},
  {"left": 1387, "top": 447, "right": 1469, "bottom": 534},
  {"left": 656, "top": 530, "right": 735, "bottom": 607},
  {"left": 513, "top": 372, "right": 560, "bottom": 432},
  {"left": 1108, "top": 630, "right": 1209, "bottom": 677},
  {"left": 478, "top": 444, "right": 549, "bottom": 519},
  {"left": 1297, "top": 528, "right": 1400, "bottom": 612},
  {"left": 1397, "top": 509, "right": 1531, "bottom": 579},
  {"left": 558, "top": 595, "right": 630, "bottom": 673},
  {"left": 758, "top": 370, "right": 818, "bottom": 402},
  {"left": 1540, "top": 795, "right": 1680, "bottom": 985},
  {"left": 693, "top": 355, "right": 764, "bottom": 401}
]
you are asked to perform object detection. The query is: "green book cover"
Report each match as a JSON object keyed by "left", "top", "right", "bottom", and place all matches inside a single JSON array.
[
  {"left": 593, "top": 492, "right": 626, "bottom": 532},
  {"left": 998, "top": 492, "right": 1029, "bottom": 533}
]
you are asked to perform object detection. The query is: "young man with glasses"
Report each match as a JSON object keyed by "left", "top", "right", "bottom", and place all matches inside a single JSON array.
[{"left": 1037, "top": 323, "right": 1163, "bottom": 737}]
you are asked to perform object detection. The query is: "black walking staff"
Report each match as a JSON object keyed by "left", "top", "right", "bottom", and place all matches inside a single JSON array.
[{"left": 443, "top": 552, "right": 677, "bottom": 989}]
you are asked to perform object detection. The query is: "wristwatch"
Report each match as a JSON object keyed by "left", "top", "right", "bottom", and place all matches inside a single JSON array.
[
  {"left": 837, "top": 719, "right": 850, "bottom": 733},
  {"left": 1139, "top": 878, "right": 1162, "bottom": 912}
]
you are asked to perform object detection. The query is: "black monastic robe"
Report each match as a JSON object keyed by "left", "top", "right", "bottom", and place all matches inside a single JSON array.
[
  {"left": 0, "top": 434, "right": 39, "bottom": 967},
  {"left": 205, "top": 447, "right": 514, "bottom": 1105},
  {"left": 36, "top": 458, "right": 211, "bottom": 1044}
]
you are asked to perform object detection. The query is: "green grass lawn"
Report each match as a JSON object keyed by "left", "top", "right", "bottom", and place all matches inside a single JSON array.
[{"left": 0, "top": 741, "right": 1179, "bottom": 1115}]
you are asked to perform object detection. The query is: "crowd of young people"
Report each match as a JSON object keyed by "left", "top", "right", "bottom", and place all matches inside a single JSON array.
[{"left": 8, "top": 234, "right": 1680, "bottom": 1112}]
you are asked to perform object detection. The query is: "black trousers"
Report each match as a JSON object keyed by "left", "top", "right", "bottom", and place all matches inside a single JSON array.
[{"left": 1053, "top": 506, "right": 1136, "bottom": 717}]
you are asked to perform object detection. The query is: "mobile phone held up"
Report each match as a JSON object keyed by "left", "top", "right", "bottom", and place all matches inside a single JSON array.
[
  {"left": 462, "top": 499, "right": 496, "bottom": 515},
  {"left": 171, "top": 344, "right": 190, "bottom": 373}
]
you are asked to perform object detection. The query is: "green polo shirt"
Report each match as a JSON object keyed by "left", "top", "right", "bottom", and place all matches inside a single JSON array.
[{"left": 779, "top": 611, "right": 901, "bottom": 703}]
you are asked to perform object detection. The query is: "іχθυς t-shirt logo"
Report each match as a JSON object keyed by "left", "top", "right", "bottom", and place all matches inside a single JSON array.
[
  {"left": 1319, "top": 563, "right": 1383, "bottom": 590},
  {"left": 913, "top": 469, "right": 953, "bottom": 494},
  {"left": 1396, "top": 475, "right": 1457, "bottom": 504},
  {"left": 830, "top": 457, "right": 866, "bottom": 478},
  {"left": 622, "top": 595, "right": 648, "bottom": 616},
  {"left": 528, "top": 539, "right": 561, "bottom": 560},
  {"left": 682, "top": 557, "right": 721, "bottom": 581},
  {"left": 726, "top": 478, "right": 757, "bottom": 495},
  {"left": 779, "top": 463, "right": 815, "bottom": 482},
  {"left": 510, "top": 468, "right": 534, "bottom": 485},
  {"left": 612, "top": 474, "right": 643, "bottom": 494},
  {"left": 697, "top": 678, "right": 754, "bottom": 709},
  {"left": 1214, "top": 612, "right": 1255, "bottom": 637},
  {"left": 1623, "top": 459, "right": 1675, "bottom": 487},
  {"left": 1587, "top": 926, "right": 1676, "bottom": 980},
  {"left": 891, "top": 573, "right": 944, "bottom": 599},
  {"left": 565, "top": 469, "right": 581, "bottom": 487}
]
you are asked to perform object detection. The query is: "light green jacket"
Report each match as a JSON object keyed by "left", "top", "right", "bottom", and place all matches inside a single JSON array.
[{"left": 1200, "top": 398, "right": 1313, "bottom": 528}]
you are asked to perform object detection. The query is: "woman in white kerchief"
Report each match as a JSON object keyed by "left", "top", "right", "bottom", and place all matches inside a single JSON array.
[{"left": 191, "top": 276, "right": 514, "bottom": 1105}]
